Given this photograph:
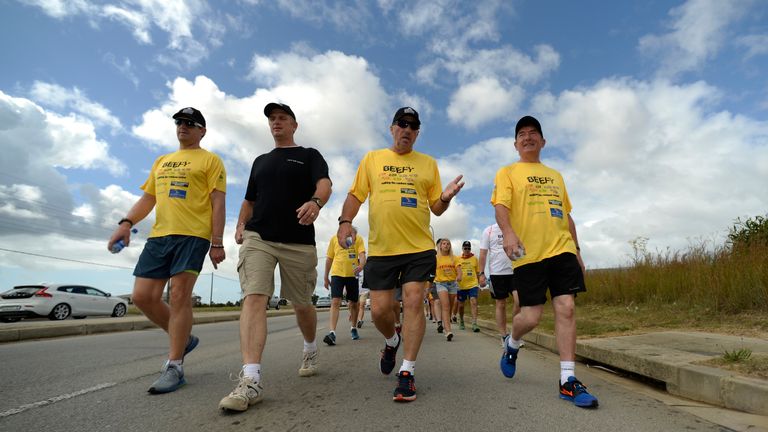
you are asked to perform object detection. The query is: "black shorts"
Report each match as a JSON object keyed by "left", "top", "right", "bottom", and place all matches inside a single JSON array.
[
  {"left": 364, "top": 250, "right": 436, "bottom": 291},
  {"left": 330, "top": 276, "right": 359, "bottom": 302},
  {"left": 514, "top": 253, "right": 586, "bottom": 307},
  {"left": 489, "top": 274, "right": 515, "bottom": 300}
]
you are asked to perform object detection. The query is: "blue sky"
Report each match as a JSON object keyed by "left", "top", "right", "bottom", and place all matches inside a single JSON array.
[{"left": 1, "top": 0, "right": 767, "bottom": 303}]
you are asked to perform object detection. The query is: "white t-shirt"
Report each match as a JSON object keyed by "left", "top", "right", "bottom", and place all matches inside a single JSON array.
[{"left": 480, "top": 224, "right": 513, "bottom": 276}]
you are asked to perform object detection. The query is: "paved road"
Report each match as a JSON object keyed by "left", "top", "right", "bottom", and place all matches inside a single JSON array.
[{"left": 0, "top": 315, "right": 727, "bottom": 431}]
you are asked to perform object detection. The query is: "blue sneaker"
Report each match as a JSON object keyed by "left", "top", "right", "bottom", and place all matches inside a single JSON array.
[
  {"left": 351, "top": 328, "right": 360, "bottom": 340},
  {"left": 184, "top": 335, "right": 199, "bottom": 359},
  {"left": 323, "top": 332, "right": 336, "bottom": 346},
  {"left": 500, "top": 335, "right": 519, "bottom": 378},
  {"left": 559, "top": 377, "right": 599, "bottom": 408},
  {"left": 148, "top": 363, "right": 185, "bottom": 394}
]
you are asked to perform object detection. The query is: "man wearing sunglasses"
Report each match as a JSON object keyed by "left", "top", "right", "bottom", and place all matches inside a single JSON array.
[
  {"left": 108, "top": 107, "right": 227, "bottom": 394},
  {"left": 457, "top": 241, "right": 481, "bottom": 332},
  {"left": 492, "top": 115, "right": 597, "bottom": 408},
  {"left": 219, "top": 102, "right": 332, "bottom": 412},
  {"left": 336, "top": 107, "right": 464, "bottom": 402}
]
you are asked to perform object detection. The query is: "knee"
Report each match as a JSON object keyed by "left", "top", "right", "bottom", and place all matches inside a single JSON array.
[{"left": 131, "top": 291, "right": 155, "bottom": 309}]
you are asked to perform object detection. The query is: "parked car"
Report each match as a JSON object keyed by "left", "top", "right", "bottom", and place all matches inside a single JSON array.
[
  {"left": 315, "top": 296, "right": 332, "bottom": 308},
  {"left": 266, "top": 296, "right": 282, "bottom": 310},
  {"left": 0, "top": 284, "right": 128, "bottom": 322}
]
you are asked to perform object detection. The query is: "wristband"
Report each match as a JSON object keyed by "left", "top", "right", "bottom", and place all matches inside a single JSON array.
[
  {"left": 118, "top": 218, "right": 134, "bottom": 227},
  {"left": 210, "top": 244, "right": 224, "bottom": 249},
  {"left": 338, "top": 216, "right": 352, "bottom": 225}
]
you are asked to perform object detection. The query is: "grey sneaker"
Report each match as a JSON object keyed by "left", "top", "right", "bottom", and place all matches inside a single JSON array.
[
  {"left": 219, "top": 373, "right": 264, "bottom": 412},
  {"left": 299, "top": 350, "right": 318, "bottom": 377},
  {"left": 148, "top": 363, "right": 185, "bottom": 394}
]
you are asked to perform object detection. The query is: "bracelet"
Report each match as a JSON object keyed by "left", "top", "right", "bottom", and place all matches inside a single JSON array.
[
  {"left": 575, "top": 246, "right": 581, "bottom": 251},
  {"left": 210, "top": 244, "right": 224, "bottom": 249},
  {"left": 118, "top": 218, "right": 134, "bottom": 227},
  {"left": 338, "top": 216, "right": 352, "bottom": 225},
  {"left": 478, "top": 272, "right": 485, "bottom": 275},
  {"left": 310, "top": 196, "right": 323, "bottom": 209},
  {"left": 440, "top": 194, "right": 450, "bottom": 203}
]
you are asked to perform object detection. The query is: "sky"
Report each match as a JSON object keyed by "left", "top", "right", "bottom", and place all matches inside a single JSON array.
[{"left": 1, "top": 0, "right": 767, "bottom": 304}]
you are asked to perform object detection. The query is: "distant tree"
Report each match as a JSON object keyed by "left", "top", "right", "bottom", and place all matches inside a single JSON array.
[{"left": 728, "top": 214, "right": 768, "bottom": 253}]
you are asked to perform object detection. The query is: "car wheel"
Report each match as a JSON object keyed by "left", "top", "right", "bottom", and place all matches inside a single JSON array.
[
  {"left": 49, "top": 303, "right": 71, "bottom": 320},
  {"left": 112, "top": 303, "right": 127, "bottom": 317},
  {"left": 0, "top": 317, "right": 21, "bottom": 323},
  {"left": 275, "top": 303, "right": 280, "bottom": 310}
]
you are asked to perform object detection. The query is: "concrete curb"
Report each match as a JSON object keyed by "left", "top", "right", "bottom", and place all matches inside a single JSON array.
[{"left": 475, "top": 318, "right": 768, "bottom": 416}]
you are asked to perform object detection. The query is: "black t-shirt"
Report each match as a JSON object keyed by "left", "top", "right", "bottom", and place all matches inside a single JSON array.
[{"left": 244, "top": 146, "right": 330, "bottom": 245}]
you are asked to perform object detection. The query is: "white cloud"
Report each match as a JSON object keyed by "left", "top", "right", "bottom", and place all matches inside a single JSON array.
[
  {"left": 638, "top": 0, "right": 747, "bottom": 78},
  {"left": 736, "top": 34, "right": 768, "bottom": 59},
  {"left": 30, "top": 82, "right": 121, "bottom": 132},
  {"left": 447, "top": 78, "right": 524, "bottom": 129}
]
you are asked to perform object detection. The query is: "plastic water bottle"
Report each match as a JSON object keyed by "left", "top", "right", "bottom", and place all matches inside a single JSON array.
[
  {"left": 345, "top": 236, "right": 354, "bottom": 248},
  {"left": 511, "top": 245, "right": 525, "bottom": 261},
  {"left": 112, "top": 228, "right": 138, "bottom": 254}
]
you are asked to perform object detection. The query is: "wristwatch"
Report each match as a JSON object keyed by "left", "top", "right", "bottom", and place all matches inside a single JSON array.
[{"left": 310, "top": 196, "right": 323, "bottom": 208}]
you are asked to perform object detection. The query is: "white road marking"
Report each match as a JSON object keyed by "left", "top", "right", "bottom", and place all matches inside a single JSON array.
[{"left": 0, "top": 382, "right": 116, "bottom": 418}]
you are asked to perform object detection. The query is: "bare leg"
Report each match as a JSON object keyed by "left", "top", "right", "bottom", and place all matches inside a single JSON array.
[
  {"left": 240, "top": 294, "right": 268, "bottom": 363},
  {"left": 371, "top": 290, "right": 395, "bottom": 338},
  {"left": 294, "top": 303, "right": 317, "bottom": 344},
  {"left": 552, "top": 295, "right": 576, "bottom": 361},
  {"left": 401, "top": 282, "right": 426, "bottom": 361},
  {"left": 166, "top": 272, "right": 198, "bottom": 360},
  {"left": 329, "top": 297, "right": 341, "bottom": 332}
]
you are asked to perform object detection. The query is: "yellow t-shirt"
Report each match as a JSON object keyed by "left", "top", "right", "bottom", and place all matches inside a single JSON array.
[
  {"left": 434, "top": 254, "right": 460, "bottom": 282},
  {"left": 458, "top": 255, "right": 479, "bottom": 289},
  {"left": 349, "top": 148, "right": 442, "bottom": 256},
  {"left": 142, "top": 148, "right": 226, "bottom": 240},
  {"left": 490, "top": 161, "right": 577, "bottom": 268},
  {"left": 326, "top": 235, "right": 366, "bottom": 278}
]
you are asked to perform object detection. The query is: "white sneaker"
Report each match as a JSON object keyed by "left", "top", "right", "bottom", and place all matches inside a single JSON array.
[
  {"left": 299, "top": 350, "right": 318, "bottom": 377},
  {"left": 218, "top": 373, "right": 263, "bottom": 411}
]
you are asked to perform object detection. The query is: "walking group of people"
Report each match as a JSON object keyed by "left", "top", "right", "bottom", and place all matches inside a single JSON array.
[{"left": 107, "top": 103, "right": 598, "bottom": 412}]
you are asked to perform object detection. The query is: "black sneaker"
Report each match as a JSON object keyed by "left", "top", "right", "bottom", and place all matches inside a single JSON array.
[
  {"left": 356, "top": 320, "right": 363, "bottom": 329},
  {"left": 323, "top": 332, "right": 336, "bottom": 346},
  {"left": 379, "top": 335, "right": 400, "bottom": 375},
  {"left": 436, "top": 321, "right": 444, "bottom": 333},
  {"left": 393, "top": 371, "right": 416, "bottom": 402}
]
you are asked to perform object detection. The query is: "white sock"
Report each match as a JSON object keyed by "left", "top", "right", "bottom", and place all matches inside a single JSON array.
[
  {"left": 399, "top": 359, "right": 416, "bottom": 374},
  {"left": 507, "top": 337, "right": 522, "bottom": 350},
  {"left": 303, "top": 340, "right": 317, "bottom": 353},
  {"left": 330, "top": 330, "right": 336, "bottom": 335},
  {"left": 385, "top": 333, "right": 400, "bottom": 348},
  {"left": 168, "top": 359, "right": 182, "bottom": 367},
  {"left": 243, "top": 363, "right": 261, "bottom": 381},
  {"left": 560, "top": 361, "right": 575, "bottom": 384}
]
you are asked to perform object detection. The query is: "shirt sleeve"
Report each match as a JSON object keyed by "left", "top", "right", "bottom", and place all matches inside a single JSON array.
[
  {"left": 326, "top": 238, "right": 336, "bottom": 259},
  {"left": 309, "top": 148, "right": 331, "bottom": 186},
  {"left": 140, "top": 156, "right": 162, "bottom": 196},
  {"left": 244, "top": 157, "right": 260, "bottom": 201},
  {"left": 479, "top": 226, "right": 491, "bottom": 250},
  {"left": 348, "top": 152, "right": 371, "bottom": 203},
  {"left": 208, "top": 153, "right": 227, "bottom": 194},
  {"left": 490, "top": 166, "right": 512, "bottom": 208}
]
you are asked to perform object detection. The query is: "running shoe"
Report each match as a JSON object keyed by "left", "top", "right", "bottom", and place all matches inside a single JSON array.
[
  {"left": 459, "top": 320, "right": 465, "bottom": 330},
  {"left": 446, "top": 332, "right": 454, "bottom": 342},
  {"left": 299, "top": 350, "right": 318, "bottom": 377},
  {"left": 500, "top": 335, "right": 519, "bottom": 378},
  {"left": 379, "top": 336, "right": 400, "bottom": 375},
  {"left": 393, "top": 371, "right": 416, "bottom": 402},
  {"left": 148, "top": 363, "right": 185, "bottom": 394},
  {"left": 357, "top": 320, "right": 364, "bottom": 328},
  {"left": 472, "top": 322, "right": 480, "bottom": 333},
  {"left": 184, "top": 334, "right": 199, "bottom": 359},
  {"left": 218, "top": 373, "right": 264, "bottom": 411},
  {"left": 351, "top": 328, "right": 360, "bottom": 340},
  {"left": 323, "top": 332, "right": 336, "bottom": 346},
  {"left": 559, "top": 377, "right": 599, "bottom": 408},
  {"left": 436, "top": 321, "right": 444, "bottom": 333}
]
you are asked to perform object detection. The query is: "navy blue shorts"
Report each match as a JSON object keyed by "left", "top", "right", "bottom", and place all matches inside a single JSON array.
[
  {"left": 364, "top": 249, "right": 436, "bottom": 291},
  {"left": 457, "top": 286, "right": 479, "bottom": 302},
  {"left": 330, "top": 276, "right": 360, "bottom": 302},
  {"left": 133, "top": 235, "right": 210, "bottom": 279},
  {"left": 514, "top": 253, "right": 586, "bottom": 307}
]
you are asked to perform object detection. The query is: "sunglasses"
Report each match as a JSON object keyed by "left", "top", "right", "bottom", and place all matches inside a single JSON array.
[
  {"left": 174, "top": 119, "right": 204, "bottom": 128},
  {"left": 395, "top": 119, "right": 420, "bottom": 131}
]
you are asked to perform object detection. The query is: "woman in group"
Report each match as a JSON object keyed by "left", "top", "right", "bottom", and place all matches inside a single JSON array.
[{"left": 433, "top": 238, "right": 462, "bottom": 341}]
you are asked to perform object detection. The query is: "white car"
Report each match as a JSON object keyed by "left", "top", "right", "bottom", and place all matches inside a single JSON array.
[
  {"left": 315, "top": 296, "right": 332, "bottom": 308},
  {"left": 0, "top": 284, "right": 128, "bottom": 322}
]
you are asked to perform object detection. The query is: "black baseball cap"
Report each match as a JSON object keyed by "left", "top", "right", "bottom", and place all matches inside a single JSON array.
[
  {"left": 264, "top": 102, "right": 296, "bottom": 120},
  {"left": 515, "top": 115, "right": 542, "bottom": 137},
  {"left": 173, "top": 107, "right": 206, "bottom": 127},
  {"left": 462, "top": 241, "right": 471, "bottom": 248},
  {"left": 392, "top": 106, "right": 420, "bottom": 125}
]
